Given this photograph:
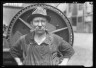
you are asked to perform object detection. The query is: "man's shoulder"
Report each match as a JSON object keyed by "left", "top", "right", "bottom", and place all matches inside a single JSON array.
[
  {"left": 49, "top": 33, "right": 63, "bottom": 41},
  {"left": 20, "top": 31, "right": 34, "bottom": 40},
  {"left": 51, "top": 33, "right": 63, "bottom": 38}
]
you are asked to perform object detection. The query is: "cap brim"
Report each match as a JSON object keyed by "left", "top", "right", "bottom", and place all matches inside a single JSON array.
[{"left": 27, "top": 14, "right": 51, "bottom": 23}]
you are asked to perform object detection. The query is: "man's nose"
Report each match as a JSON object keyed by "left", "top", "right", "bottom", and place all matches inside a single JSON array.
[{"left": 38, "top": 22, "right": 42, "bottom": 26}]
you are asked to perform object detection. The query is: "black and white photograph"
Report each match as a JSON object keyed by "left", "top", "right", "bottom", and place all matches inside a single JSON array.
[{"left": 3, "top": 2, "right": 93, "bottom": 67}]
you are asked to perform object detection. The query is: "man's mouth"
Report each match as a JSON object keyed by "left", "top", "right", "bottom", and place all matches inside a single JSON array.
[{"left": 36, "top": 26, "right": 44, "bottom": 30}]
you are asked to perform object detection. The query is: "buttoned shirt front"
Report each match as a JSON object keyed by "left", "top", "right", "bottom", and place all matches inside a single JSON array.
[{"left": 10, "top": 31, "right": 75, "bottom": 65}]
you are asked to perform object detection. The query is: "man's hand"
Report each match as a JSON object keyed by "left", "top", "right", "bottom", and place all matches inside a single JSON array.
[
  {"left": 15, "top": 57, "right": 23, "bottom": 65},
  {"left": 58, "top": 58, "right": 69, "bottom": 66}
]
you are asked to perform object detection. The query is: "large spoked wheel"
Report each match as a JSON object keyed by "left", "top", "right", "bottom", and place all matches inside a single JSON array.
[{"left": 7, "top": 4, "right": 74, "bottom": 48}]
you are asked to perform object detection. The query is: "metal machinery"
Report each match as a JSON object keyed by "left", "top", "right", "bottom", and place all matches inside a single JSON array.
[{"left": 3, "top": 3, "right": 74, "bottom": 65}]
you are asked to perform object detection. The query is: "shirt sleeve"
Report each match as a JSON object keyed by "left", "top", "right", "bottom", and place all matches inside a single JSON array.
[
  {"left": 10, "top": 37, "right": 23, "bottom": 59},
  {"left": 58, "top": 37, "right": 75, "bottom": 59}
]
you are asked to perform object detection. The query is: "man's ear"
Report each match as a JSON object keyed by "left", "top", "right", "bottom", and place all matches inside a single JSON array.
[
  {"left": 30, "top": 21, "right": 35, "bottom": 30},
  {"left": 30, "top": 21, "right": 33, "bottom": 26}
]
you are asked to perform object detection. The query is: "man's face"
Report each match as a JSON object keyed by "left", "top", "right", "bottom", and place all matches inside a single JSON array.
[{"left": 31, "top": 17, "right": 48, "bottom": 34}]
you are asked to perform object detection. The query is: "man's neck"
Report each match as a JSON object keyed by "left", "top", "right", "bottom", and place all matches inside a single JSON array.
[
  {"left": 34, "top": 32, "right": 47, "bottom": 45},
  {"left": 35, "top": 32, "right": 46, "bottom": 38}
]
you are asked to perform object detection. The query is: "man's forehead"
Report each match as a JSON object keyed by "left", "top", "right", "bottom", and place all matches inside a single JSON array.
[{"left": 33, "top": 17, "right": 47, "bottom": 21}]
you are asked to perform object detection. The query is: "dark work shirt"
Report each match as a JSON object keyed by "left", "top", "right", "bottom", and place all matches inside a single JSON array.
[{"left": 10, "top": 31, "right": 75, "bottom": 65}]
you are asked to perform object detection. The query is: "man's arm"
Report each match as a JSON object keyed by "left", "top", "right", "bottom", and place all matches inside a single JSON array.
[
  {"left": 10, "top": 37, "right": 23, "bottom": 65},
  {"left": 57, "top": 37, "right": 75, "bottom": 65}
]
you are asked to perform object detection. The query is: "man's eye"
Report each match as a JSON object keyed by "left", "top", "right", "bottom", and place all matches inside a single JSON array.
[
  {"left": 41, "top": 20, "right": 46, "bottom": 22},
  {"left": 42, "top": 22, "right": 46, "bottom": 25},
  {"left": 33, "top": 22, "right": 38, "bottom": 25}
]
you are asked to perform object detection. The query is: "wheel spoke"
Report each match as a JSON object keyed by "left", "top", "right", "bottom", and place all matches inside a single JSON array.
[
  {"left": 19, "top": 18, "right": 68, "bottom": 33},
  {"left": 19, "top": 18, "right": 32, "bottom": 29},
  {"left": 51, "top": 27, "right": 68, "bottom": 33}
]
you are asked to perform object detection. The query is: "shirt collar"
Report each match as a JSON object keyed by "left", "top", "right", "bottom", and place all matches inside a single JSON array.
[
  {"left": 43, "top": 33, "right": 52, "bottom": 45},
  {"left": 27, "top": 30, "right": 53, "bottom": 45}
]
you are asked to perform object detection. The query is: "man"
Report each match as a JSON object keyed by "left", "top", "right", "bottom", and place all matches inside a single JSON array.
[{"left": 10, "top": 7, "right": 75, "bottom": 65}]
